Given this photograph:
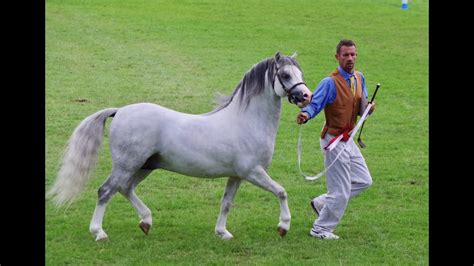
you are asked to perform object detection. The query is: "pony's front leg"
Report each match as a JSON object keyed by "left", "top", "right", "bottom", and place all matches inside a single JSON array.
[
  {"left": 243, "top": 166, "right": 291, "bottom": 236},
  {"left": 215, "top": 176, "right": 241, "bottom": 240}
]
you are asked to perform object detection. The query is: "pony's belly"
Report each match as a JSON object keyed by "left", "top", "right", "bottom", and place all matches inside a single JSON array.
[
  {"left": 159, "top": 161, "right": 235, "bottom": 178},
  {"left": 143, "top": 153, "right": 236, "bottom": 178}
]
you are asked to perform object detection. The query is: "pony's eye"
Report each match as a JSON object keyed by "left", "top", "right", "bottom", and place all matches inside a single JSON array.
[{"left": 281, "top": 74, "right": 290, "bottom": 79}]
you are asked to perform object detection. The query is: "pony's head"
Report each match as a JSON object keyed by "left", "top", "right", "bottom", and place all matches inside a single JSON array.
[
  {"left": 211, "top": 52, "right": 313, "bottom": 113},
  {"left": 272, "top": 52, "right": 312, "bottom": 108}
]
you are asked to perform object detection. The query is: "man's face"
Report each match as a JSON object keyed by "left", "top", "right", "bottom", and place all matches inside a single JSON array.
[{"left": 336, "top": 45, "right": 357, "bottom": 73}]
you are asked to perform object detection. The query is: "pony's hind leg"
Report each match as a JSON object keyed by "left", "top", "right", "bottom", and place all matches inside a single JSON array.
[
  {"left": 215, "top": 176, "right": 241, "bottom": 240},
  {"left": 243, "top": 166, "right": 291, "bottom": 237},
  {"left": 89, "top": 175, "right": 119, "bottom": 241},
  {"left": 89, "top": 168, "right": 133, "bottom": 241},
  {"left": 119, "top": 169, "right": 153, "bottom": 235}
]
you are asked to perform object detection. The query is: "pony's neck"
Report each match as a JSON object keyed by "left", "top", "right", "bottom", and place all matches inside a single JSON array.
[{"left": 226, "top": 73, "right": 282, "bottom": 131}]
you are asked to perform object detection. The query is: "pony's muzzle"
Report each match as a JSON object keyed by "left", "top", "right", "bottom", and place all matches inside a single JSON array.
[{"left": 292, "top": 89, "right": 312, "bottom": 108}]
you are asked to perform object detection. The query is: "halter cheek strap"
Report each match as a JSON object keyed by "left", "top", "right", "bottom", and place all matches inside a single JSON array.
[{"left": 273, "top": 66, "right": 307, "bottom": 103}]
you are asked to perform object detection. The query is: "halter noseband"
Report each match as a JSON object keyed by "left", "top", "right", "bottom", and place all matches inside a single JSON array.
[{"left": 273, "top": 64, "right": 307, "bottom": 103}]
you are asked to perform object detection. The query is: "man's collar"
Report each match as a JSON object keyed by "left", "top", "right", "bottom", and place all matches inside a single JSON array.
[{"left": 338, "top": 66, "right": 355, "bottom": 79}]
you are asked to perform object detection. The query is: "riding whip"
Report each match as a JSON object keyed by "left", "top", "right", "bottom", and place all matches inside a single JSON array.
[{"left": 357, "top": 83, "right": 381, "bottom": 148}]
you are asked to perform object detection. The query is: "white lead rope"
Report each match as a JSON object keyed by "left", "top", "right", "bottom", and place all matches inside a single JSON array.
[
  {"left": 297, "top": 125, "right": 345, "bottom": 180},
  {"left": 298, "top": 102, "right": 374, "bottom": 181}
]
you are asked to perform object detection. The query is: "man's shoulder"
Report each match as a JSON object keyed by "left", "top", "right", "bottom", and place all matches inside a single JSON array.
[
  {"left": 316, "top": 76, "right": 335, "bottom": 89},
  {"left": 321, "top": 76, "right": 335, "bottom": 84}
]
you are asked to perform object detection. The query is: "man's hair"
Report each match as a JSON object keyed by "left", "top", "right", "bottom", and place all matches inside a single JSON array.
[{"left": 336, "top": 39, "right": 356, "bottom": 54}]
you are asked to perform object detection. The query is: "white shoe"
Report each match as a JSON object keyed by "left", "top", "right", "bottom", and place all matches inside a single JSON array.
[
  {"left": 310, "top": 197, "right": 324, "bottom": 216},
  {"left": 309, "top": 229, "right": 340, "bottom": 240}
]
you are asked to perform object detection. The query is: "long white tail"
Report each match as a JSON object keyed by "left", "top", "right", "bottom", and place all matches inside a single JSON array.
[{"left": 48, "top": 108, "right": 119, "bottom": 206}]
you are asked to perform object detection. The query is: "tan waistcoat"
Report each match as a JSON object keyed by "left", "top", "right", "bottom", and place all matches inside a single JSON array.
[{"left": 320, "top": 69, "right": 362, "bottom": 138}]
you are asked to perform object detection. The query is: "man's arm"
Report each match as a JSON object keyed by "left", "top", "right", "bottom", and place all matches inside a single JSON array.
[
  {"left": 358, "top": 72, "right": 375, "bottom": 115},
  {"left": 297, "top": 77, "right": 336, "bottom": 124},
  {"left": 300, "top": 77, "right": 336, "bottom": 119}
]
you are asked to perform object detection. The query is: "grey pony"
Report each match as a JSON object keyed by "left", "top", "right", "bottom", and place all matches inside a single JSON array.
[{"left": 48, "top": 52, "right": 312, "bottom": 241}]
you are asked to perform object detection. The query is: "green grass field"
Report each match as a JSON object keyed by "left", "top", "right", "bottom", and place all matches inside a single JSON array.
[{"left": 46, "top": 0, "right": 428, "bottom": 264}]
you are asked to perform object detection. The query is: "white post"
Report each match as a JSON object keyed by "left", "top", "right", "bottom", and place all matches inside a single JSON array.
[{"left": 402, "top": 0, "right": 408, "bottom": 10}]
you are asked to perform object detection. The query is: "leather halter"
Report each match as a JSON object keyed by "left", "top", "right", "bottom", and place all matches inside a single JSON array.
[{"left": 273, "top": 64, "right": 307, "bottom": 104}]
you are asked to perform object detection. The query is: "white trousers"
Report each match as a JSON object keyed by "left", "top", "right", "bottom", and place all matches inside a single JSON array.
[{"left": 312, "top": 133, "right": 373, "bottom": 233}]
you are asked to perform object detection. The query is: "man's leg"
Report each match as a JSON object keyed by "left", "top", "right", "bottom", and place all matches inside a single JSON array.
[
  {"left": 348, "top": 141, "right": 372, "bottom": 198},
  {"left": 312, "top": 135, "right": 352, "bottom": 234}
]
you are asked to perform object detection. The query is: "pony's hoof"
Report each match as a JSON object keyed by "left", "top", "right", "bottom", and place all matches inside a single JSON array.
[
  {"left": 216, "top": 230, "right": 234, "bottom": 240},
  {"left": 139, "top": 222, "right": 151, "bottom": 235},
  {"left": 277, "top": 227, "right": 288, "bottom": 237},
  {"left": 95, "top": 231, "right": 109, "bottom": 242}
]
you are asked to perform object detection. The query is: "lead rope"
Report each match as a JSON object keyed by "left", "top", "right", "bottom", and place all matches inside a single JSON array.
[
  {"left": 298, "top": 102, "right": 374, "bottom": 181},
  {"left": 297, "top": 125, "right": 346, "bottom": 180}
]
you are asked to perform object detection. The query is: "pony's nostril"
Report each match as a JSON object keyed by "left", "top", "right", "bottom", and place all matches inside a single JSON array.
[{"left": 303, "top": 93, "right": 309, "bottom": 98}]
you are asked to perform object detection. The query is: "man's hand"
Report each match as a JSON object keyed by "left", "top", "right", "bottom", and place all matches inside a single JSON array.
[
  {"left": 297, "top": 112, "right": 310, "bottom": 124},
  {"left": 368, "top": 101, "right": 376, "bottom": 115}
]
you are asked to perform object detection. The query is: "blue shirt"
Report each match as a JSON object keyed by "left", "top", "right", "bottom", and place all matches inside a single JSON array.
[{"left": 302, "top": 66, "right": 368, "bottom": 119}]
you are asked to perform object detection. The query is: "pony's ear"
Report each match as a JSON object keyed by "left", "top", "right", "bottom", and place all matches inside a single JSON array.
[
  {"left": 274, "top": 51, "right": 282, "bottom": 62},
  {"left": 290, "top": 51, "right": 298, "bottom": 59}
]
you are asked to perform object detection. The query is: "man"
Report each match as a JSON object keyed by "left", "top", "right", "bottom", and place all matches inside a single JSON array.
[{"left": 296, "top": 39, "right": 375, "bottom": 240}]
